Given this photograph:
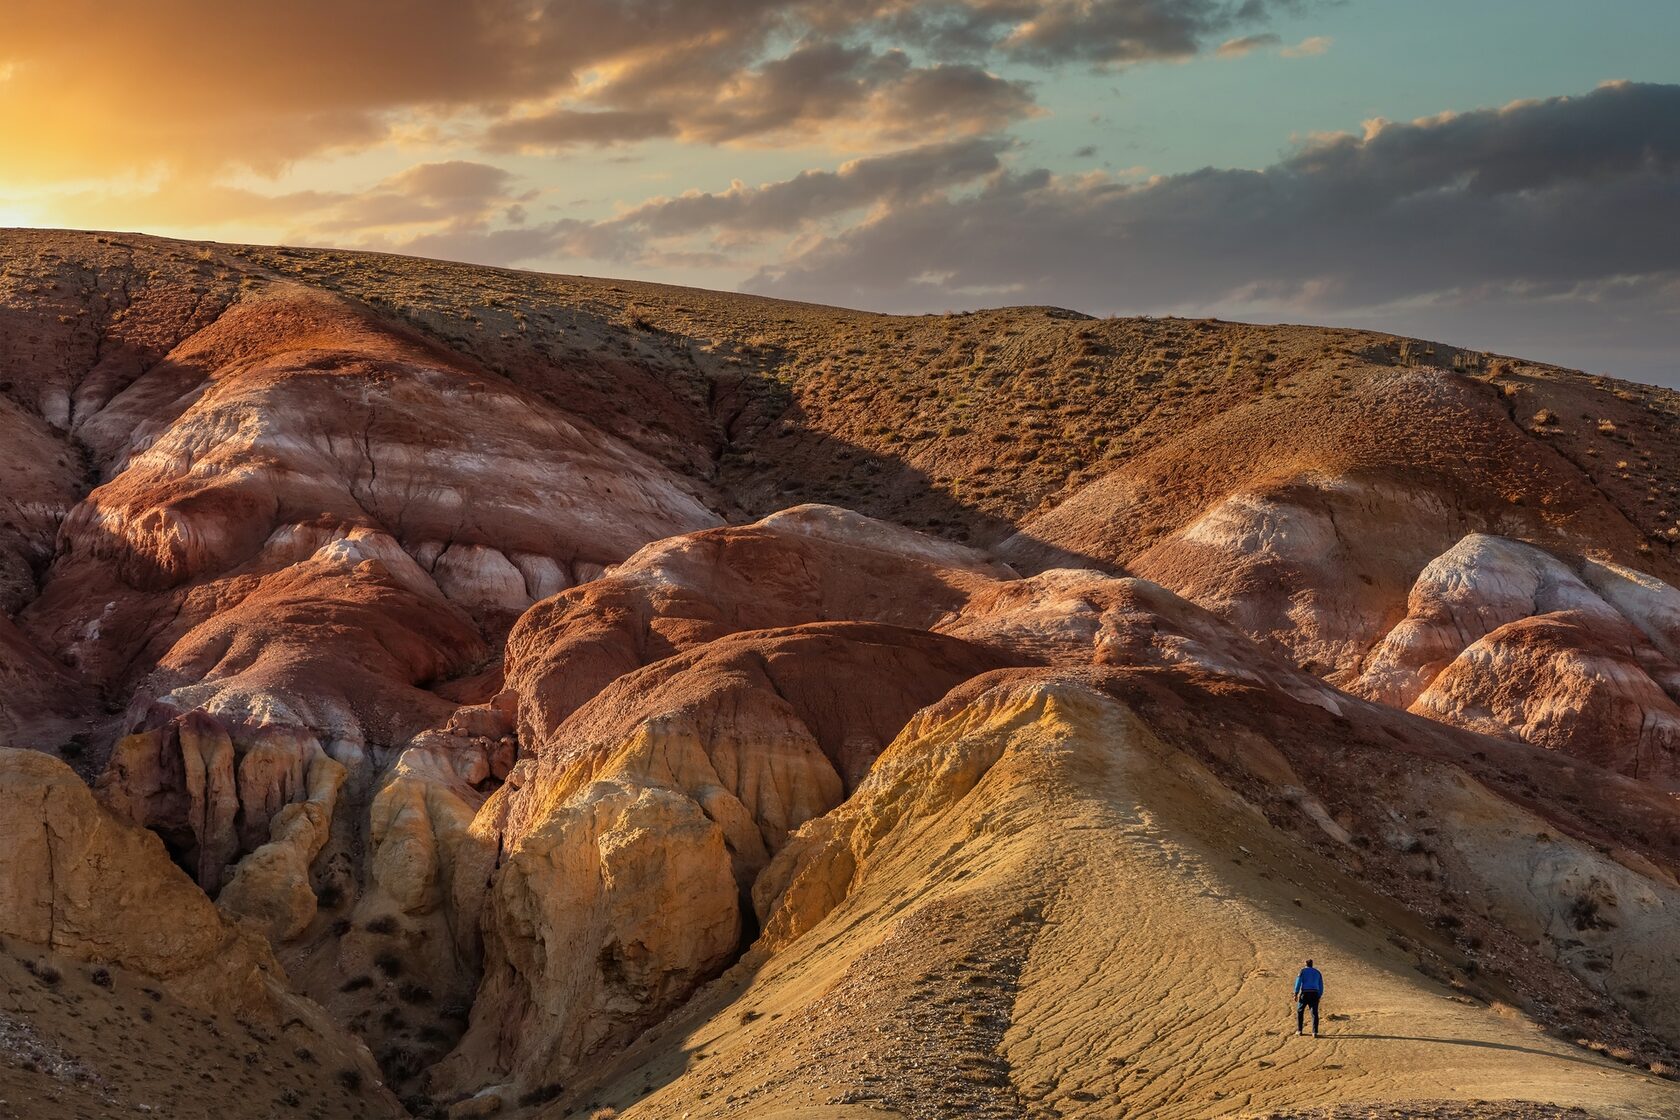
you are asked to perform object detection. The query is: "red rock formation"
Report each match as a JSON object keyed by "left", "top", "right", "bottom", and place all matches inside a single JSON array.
[
  {"left": 4, "top": 233, "right": 1680, "bottom": 1114},
  {"left": 1352, "top": 534, "right": 1680, "bottom": 782}
]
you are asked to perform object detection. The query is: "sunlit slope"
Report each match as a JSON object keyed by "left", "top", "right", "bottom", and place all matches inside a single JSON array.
[{"left": 542, "top": 674, "right": 1678, "bottom": 1120}]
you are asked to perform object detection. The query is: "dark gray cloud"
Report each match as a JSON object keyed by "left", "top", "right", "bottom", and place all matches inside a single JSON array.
[
  {"left": 609, "top": 137, "right": 1011, "bottom": 237},
  {"left": 380, "top": 137, "right": 1011, "bottom": 265},
  {"left": 734, "top": 82, "right": 1680, "bottom": 382}
]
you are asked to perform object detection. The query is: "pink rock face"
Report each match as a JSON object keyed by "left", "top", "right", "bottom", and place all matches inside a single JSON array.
[
  {"left": 505, "top": 620, "right": 1009, "bottom": 853},
  {"left": 1350, "top": 534, "right": 1680, "bottom": 783},
  {"left": 1412, "top": 611, "right": 1680, "bottom": 781},
  {"left": 2, "top": 257, "right": 724, "bottom": 916},
  {"left": 0, "top": 613, "right": 91, "bottom": 750}
]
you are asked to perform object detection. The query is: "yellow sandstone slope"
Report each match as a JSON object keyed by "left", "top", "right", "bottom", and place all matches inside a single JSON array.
[{"left": 544, "top": 673, "right": 1679, "bottom": 1120}]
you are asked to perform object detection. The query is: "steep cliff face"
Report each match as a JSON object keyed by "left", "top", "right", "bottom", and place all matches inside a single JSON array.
[{"left": 2, "top": 231, "right": 1680, "bottom": 1118}]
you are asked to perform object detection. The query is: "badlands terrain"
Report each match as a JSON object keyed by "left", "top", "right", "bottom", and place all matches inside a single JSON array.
[{"left": 1, "top": 228, "right": 1679, "bottom": 1120}]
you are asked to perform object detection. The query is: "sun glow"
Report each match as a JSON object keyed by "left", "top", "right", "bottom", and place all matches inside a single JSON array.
[{"left": 0, "top": 203, "right": 41, "bottom": 227}]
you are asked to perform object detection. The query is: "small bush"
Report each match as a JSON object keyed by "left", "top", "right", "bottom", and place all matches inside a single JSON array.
[
  {"left": 340, "top": 975, "right": 374, "bottom": 993},
  {"left": 374, "top": 951, "right": 403, "bottom": 978},
  {"left": 335, "top": 1069, "right": 363, "bottom": 1093},
  {"left": 365, "top": 915, "right": 399, "bottom": 936},
  {"left": 26, "top": 959, "right": 61, "bottom": 986},
  {"left": 377, "top": 1044, "right": 425, "bottom": 1081}
]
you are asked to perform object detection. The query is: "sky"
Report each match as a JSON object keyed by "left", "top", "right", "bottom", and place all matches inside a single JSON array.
[{"left": 3, "top": 1, "right": 1678, "bottom": 383}]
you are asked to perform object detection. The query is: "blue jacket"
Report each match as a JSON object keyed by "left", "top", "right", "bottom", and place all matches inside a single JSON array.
[{"left": 1295, "top": 966, "right": 1324, "bottom": 996}]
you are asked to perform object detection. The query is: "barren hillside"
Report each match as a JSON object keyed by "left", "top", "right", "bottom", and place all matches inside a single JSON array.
[{"left": 1, "top": 228, "right": 1678, "bottom": 1120}]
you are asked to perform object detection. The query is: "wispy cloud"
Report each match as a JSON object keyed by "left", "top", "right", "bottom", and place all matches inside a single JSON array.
[
  {"left": 1281, "top": 35, "right": 1333, "bottom": 58},
  {"left": 1217, "top": 34, "right": 1282, "bottom": 58}
]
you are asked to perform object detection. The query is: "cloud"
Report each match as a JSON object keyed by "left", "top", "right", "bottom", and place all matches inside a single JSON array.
[
  {"left": 485, "top": 109, "right": 674, "bottom": 150},
  {"left": 0, "top": 0, "right": 1310, "bottom": 177},
  {"left": 365, "top": 137, "right": 1013, "bottom": 267},
  {"left": 997, "top": 0, "right": 1301, "bottom": 66},
  {"left": 734, "top": 81, "right": 1680, "bottom": 380},
  {"left": 1217, "top": 34, "right": 1282, "bottom": 58},
  {"left": 314, "top": 161, "right": 527, "bottom": 231},
  {"left": 533, "top": 43, "right": 1040, "bottom": 150},
  {"left": 1280, "top": 35, "right": 1332, "bottom": 57},
  {"left": 604, "top": 137, "right": 1011, "bottom": 239}
]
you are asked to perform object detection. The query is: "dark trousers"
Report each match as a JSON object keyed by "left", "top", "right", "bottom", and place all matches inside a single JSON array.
[{"left": 1297, "top": 990, "right": 1321, "bottom": 1034}]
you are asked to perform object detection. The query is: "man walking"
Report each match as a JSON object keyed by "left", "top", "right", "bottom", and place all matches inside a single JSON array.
[{"left": 1294, "top": 959, "right": 1324, "bottom": 1037}]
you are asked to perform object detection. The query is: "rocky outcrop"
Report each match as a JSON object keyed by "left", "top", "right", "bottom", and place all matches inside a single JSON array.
[
  {"left": 98, "top": 708, "right": 331, "bottom": 892},
  {"left": 0, "top": 746, "right": 400, "bottom": 1112},
  {"left": 1003, "top": 369, "right": 1668, "bottom": 681},
  {"left": 504, "top": 504, "right": 1006, "bottom": 754},
  {"left": 217, "top": 746, "right": 347, "bottom": 941},
  {"left": 6, "top": 233, "right": 1680, "bottom": 1116},
  {"left": 446, "top": 619, "right": 1006, "bottom": 1094},
  {"left": 435, "top": 780, "right": 741, "bottom": 1092},
  {"left": 1352, "top": 534, "right": 1680, "bottom": 782}
]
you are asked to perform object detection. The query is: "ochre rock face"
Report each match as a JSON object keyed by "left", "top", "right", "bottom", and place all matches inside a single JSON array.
[
  {"left": 216, "top": 745, "right": 347, "bottom": 941},
  {"left": 0, "top": 747, "right": 400, "bottom": 1113},
  {"left": 98, "top": 709, "right": 332, "bottom": 892},
  {"left": 450, "top": 617, "right": 1008, "bottom": 1088},
  {"left": 435, "top": 780, "right": 742, "bottom": 1092},
  {"left": 0, "top": 746, "right": 349, "bottom": 1025},
  {"left": 4, "top": 233, "right": 1680, "bottom": 1116}
]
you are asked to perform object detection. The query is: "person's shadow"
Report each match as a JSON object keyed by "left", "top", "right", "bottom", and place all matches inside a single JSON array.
[{"left": 1332, "top": 1034, "right": 1609, "bottom": 1069}]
